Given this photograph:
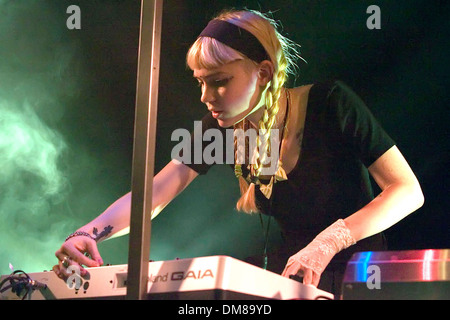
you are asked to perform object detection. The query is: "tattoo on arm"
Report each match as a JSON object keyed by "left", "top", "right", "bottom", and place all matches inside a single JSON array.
[{"left": 93, "top": 225, "right": 114, "bottom": 242}]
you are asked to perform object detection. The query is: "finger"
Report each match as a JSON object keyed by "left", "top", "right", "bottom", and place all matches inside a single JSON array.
[
  {"left": 281, "top": 262, "right": 296, "bottom": 278},
  {"left": 311, "top": 272, "right": 321, "bottom": 287},
  {"left": 55, "top": 251, "right": 73, "bottom": 272},
  {"left": 281, "top": 266, "right": 289, "bottom": 277},
  {"left": 55, "top": 247, "right": 80, "bottom": 268},
  {"left": 52, "top": 264, "right": 63, "bottom": 279},
  {"left": 54, "top": 259, "right": 74, "bottom": 279},
  {"left": 302, "top": 268, "right": 314, "bottom": 285},
  {"left": 56, "top": 245, "right": 94, "bottom": 280},
  {"left": 63, "top": 242, "right": 100, "bottom": 268},
  {"left": 56, "top": 249, "right": 90, "bottom": 278},
  {"left": 55, "top": 248, "right": 66, "bottom": 262},
  {"left": 303, "top": 269, "right": 321, "bottom": 287},
  {"left": 85, "top": 240, "right": 103, "bottom": 266},
  {"left": 281, "top": 261, "right": 290, "bottom": 277}
]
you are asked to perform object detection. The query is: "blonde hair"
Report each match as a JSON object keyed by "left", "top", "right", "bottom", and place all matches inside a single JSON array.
[{"left": 187, "top": 9, "right": 302, "bottom": 214}]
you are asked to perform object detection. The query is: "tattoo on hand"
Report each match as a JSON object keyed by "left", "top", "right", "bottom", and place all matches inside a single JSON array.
[{"left": 93, "top": 225, "right": 113, "bottom": 242}]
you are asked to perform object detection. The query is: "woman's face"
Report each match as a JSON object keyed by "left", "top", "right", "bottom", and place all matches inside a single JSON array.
[{"left": 193, "top": 59, "right": 266, "bottom": 128}]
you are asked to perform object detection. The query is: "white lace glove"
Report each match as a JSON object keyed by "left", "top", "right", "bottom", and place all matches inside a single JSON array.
[{"left": 281, "top": 219, "right": 356, "bottom": 286}]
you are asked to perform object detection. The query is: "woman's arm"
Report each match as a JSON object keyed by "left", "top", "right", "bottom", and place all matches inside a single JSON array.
[
  {"left": 76, "top": 159, "right": 199, "bottom": 241},
  {"left": 344, "top": 145, "right": 424, "bottom": 241},
  {"left": 282, "top": 146, "right": 424, "bottom": 286},
  {"left": 54, "top": 159, "right": 198, "bottom": 276}
]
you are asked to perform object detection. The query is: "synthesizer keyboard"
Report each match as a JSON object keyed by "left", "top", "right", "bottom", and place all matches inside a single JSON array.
[{"left": 0, "top": 255, "right": 334, "bottom": 300}]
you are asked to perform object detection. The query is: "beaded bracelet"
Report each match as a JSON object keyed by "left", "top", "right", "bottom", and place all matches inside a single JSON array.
[{"left": 65, "top": 231, "right": 96, "bottom": 242}]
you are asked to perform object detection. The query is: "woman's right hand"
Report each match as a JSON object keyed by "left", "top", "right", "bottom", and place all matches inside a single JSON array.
[
  {"left": 50, "top": 161, "right": 199, "bottom": 280},
  {"left": 53, "top": 236, "right": 103, "bottom": 280}
]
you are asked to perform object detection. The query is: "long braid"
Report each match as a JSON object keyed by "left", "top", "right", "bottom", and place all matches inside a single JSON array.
[
  {"left": 254, "top": 64, "right": 287, "bottom": 177},
  {"left": 236, "top": 65, "right": 286, "bottom": 213}
]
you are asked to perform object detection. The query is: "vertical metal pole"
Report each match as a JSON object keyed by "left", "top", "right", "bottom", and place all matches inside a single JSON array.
[{"left": 126, "top": 0, "right": 163, "bottom": 300}]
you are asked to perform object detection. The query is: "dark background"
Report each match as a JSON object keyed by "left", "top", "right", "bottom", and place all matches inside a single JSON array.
[{"left": 0, "top": 0, "right": 448, "bottom": 275}]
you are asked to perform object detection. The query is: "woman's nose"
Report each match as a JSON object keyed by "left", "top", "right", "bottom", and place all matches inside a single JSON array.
[{"left": 200, "top": 85, "right": 215, "bottom": 104}]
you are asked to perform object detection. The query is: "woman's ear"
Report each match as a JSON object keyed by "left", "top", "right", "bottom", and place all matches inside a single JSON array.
[{"left": 257, "top": 60, "right": 275, "bottom": 86}]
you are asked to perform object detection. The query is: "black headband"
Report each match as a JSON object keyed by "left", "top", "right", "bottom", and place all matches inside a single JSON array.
[{"left": 199, "top": 19, "right": 269, "bottom": 63}]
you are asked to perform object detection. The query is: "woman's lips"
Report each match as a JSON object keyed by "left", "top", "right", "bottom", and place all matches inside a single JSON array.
[{"left": 211, "top": 110, "right": 223, "bottom": 119}]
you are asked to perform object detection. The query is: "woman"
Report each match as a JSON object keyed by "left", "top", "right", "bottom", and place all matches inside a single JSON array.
[{"left": 54, "top": 9, "right": 424, "bottom": 296}]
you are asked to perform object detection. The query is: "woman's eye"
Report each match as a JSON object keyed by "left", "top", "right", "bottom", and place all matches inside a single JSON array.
[
  {"left": 195, "top": 77, "right": 232, "bottom": 89},
  {"left": 212, "top": 78, "right": 231, "bottom": 87}
]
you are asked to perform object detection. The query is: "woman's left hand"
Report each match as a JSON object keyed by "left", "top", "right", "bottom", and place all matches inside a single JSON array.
[
  {"left": 281, "top": 219, "right": 356, "bottom": 286},
  {"left": 281, "top": 244, "right": 335, "bottom": 286}
]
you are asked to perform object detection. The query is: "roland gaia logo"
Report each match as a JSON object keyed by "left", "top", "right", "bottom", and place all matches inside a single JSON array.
[{"left": 149, "top": 268, "right": 214, "bottom": 283}]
